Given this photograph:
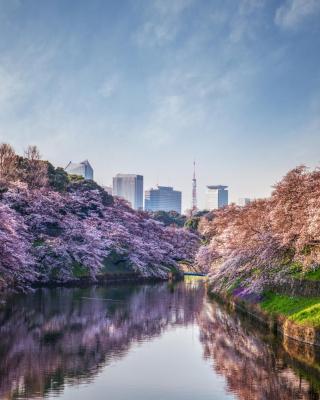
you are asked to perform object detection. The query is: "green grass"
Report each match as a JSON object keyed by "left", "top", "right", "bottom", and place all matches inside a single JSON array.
[
  {"left": 288, "top": 261, "right": 303, "bottom": 275},
  {"left": 287, "top": 261, "right": 320, "bottom": 281},
  {"left": 298, "top": 269, "right": 320, "bottom": 281},
  {"left": 261, "top": 292, "right": 320, "bottom": 327}
]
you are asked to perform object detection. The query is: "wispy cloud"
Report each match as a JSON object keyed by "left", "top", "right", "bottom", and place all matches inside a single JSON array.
[
  {"left": 133, "top": 0, "right": 194, "bottom": 47},
  {"left": 228, "top": 0, "right": 266, "bottom": 43},
  {"left": 275, "top": 0, "right": 320, "bottom": 29},
  {"left": 0, "top": 66, "right": 25, "bottom": 110},
  {"left": 99, "top": 75, "right": 120, "bottom": 98},
  {"left": 137, "top": 56, "right": 255, "bottom": 149},
  {"left": 0, "top": 0, "right": 319, "bottom": 206},
  {"left": 141, "top": 95, "right": 189, "bottom": 146}
]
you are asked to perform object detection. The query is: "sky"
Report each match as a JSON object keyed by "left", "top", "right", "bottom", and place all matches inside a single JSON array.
[{"left": 0, "top": 0, "right": 319, "bottom": 211}]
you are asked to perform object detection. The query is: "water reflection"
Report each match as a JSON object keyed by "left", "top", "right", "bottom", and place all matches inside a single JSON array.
[
  {"left": 0, "top": 282, "right": 204, "bottom": 399},
  {"left": 199, "top": 300, "right": 320, "bottom": 399},
  {"left": 0, "top": 281, "right": 319, "bottom": 399}
]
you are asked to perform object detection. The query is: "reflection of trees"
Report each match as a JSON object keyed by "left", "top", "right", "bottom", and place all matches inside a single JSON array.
[
  {"left": 2, "top": 282, "right": 320, "bottom": 400},
  {"left": 0, "top": 282, "right": 204, "bottom": 399},
  {"left": 199, "top": 301, "right": 320, "bottom": 400}
]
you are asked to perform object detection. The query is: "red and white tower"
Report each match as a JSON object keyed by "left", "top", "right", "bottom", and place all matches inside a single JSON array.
[{"left": 191, "top": 161, "right": 197, "bottom": 214}]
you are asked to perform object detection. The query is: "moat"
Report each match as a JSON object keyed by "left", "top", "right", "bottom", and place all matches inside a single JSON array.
[{"left": 0, "top": 280, "right": 319, "bottom": 399}]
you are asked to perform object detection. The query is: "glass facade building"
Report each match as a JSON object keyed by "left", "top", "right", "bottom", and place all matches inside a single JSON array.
[
  {"left": 112, "top": 174, "right": 143, "bottom": 210},
  {"left": 145, "top": 186, "right": 182, "bottom": 214},
  {"left": 65, "top": 160, "right": 94, "bottom": 180},
  {"left": 205, "top": 185, "right": 228, "bottom": 210}
]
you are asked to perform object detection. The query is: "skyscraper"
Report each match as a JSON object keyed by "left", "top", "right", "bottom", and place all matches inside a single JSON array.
[
  {"left": 145, "top": 186, "right": 182, "bottom": 214},
  {"left": 191, "top": 161, "right": 197, "bottom": 214},
  {"left": 112, "top": 174, "right": 143, "bottom": 210},
  {"left": 65, "top": 160, "right": 94, "bottom": 180},
  {"left": 205, "top": 185, "right": 228, "bottom": 210}
]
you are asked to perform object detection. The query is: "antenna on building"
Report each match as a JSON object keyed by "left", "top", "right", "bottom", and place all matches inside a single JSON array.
[{"left": 191, "top": 160, "right": 197, "bottom": 214}]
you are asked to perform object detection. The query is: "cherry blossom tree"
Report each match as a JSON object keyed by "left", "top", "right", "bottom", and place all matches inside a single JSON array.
[
  {"left": 196, "top": 166, "right": 320, "bottom": 296},
  {"left": 0, "top": 167, "right": 199, "bottom": 289},
  {"left": 0, "top": 203, "right": 33, "bottom": 290},
  {"left": 0, "top": 143, "right": 17, "bottom": 184}
]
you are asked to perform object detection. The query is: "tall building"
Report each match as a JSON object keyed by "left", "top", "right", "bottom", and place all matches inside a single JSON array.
[
  {"left": 145, "top": 186, "right": 182, "bottom": 214},
  {"left": 113, "top": 174, "right": 143, "bottom": 210},
  {"left": 65, "top": 160, "right": 94, "bottom": 180},
  {"left": 238, "top": 198, "right": 251, "bottom": 206},
  {"left": 191, "top": 161, "right": 197, "bottom": 214},
  {"left": 205, "top": 185, "right": 228, "bottom": 210}
]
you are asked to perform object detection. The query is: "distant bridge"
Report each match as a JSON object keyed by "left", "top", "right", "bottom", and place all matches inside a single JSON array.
[{"left": 183, "top": 272, "right": 207, "bottom": 277}]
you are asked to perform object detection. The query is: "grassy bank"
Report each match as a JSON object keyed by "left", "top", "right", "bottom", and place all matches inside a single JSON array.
[
  {"left": 293, "top": 268, "right": 320, "bottom": 281},
  {"left": 261, "top": 292, "right": 320, "bottom": 328},
  {"left": 208, "top": 282, "right": 320, "bottom": 346}
]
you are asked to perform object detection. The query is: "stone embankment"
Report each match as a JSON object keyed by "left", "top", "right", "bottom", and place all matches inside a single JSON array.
[
  {"left": 209, "top": 280, "right": 320, "bottom": 347},
  {"left": 266, "top": 278, "right": 320, "bottom": 298}
]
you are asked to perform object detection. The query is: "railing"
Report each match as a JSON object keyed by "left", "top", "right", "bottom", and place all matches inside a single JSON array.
[{"left": 183, "top": 272, "right": 207, "bottom": 277}]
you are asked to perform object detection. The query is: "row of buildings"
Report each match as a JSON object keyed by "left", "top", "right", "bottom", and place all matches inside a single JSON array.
[
  {"left": 65, "top": 160, "right": 249, "bottom": 214},
  {"left": 112, "top": 175, "right": 233, "bottom": 214},
  {"left": 112, "top": 174, "right": 182, "bottom": 213},
  {"left": 65, "top": 162, "right": 182, "bottom": 212}
]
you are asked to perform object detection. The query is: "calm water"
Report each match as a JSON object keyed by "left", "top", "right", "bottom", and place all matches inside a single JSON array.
[{"left": 0, "top": 280, "right": 320, "bottom": 400}]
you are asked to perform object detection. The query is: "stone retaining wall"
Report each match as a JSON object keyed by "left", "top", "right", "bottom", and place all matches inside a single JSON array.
[
  {"left": 266, "top": 278, "right": 320, "bottom": 297},
  {"left": 209, "top": 289, "right": 320, "bottom": 347}
]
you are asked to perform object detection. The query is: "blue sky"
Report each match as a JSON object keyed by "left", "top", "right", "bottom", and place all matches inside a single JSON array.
[{"left": 0, "top": 0, "right": 319, "bottom": 210}]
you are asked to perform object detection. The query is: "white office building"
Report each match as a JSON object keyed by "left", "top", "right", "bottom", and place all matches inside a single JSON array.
[
  {"left": 205, "top": 185, "right": 228, "bottom": 210},
  {"left": 112, "top": 174, "right": 143, "bottom": 210},
  {"left": 65, "top": 160, "right": 94, "bottom": 180}
]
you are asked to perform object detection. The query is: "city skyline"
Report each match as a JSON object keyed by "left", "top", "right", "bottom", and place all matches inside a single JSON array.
[
  {"left": 0, "top": 0, "right": 319, "bottom": 210},
  {"left": 59, "top": 156, "right": 233, "bottom": 212},
  {"left": 9, "top": 150, "right": 278, "bottom": 211},
  {"left": 63, "top": 157, "right": 233, "bottom": 213}
]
